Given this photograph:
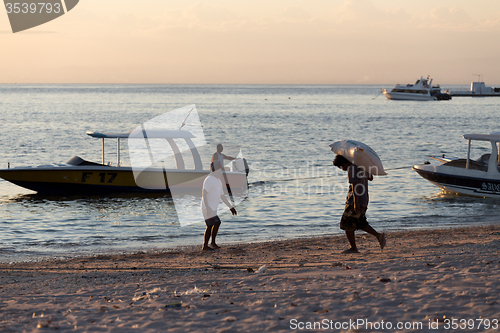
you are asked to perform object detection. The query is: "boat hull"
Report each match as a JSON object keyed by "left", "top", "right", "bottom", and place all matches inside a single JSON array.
[
  {"left": 0, "top": 166, "right": 248, "bottom": 195},
  {"left": 383, "top": 90, "right": 437, "bottom": 101},
  {"left": 412, "top": 165, "right": 500, "bottom": 198},
  {"left": 449, "top": 92, "right": 500, "bottom": 97}
]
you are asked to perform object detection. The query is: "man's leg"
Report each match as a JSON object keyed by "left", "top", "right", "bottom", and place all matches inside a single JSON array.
[
  {"left": 340, "top": 205, "right": 358, "bottom": 253},
  {"left": 361, "top": 225, "right": 386, "bottom": 249},
  {"left": 210, "top": 224, "right": 220, "bottom": 249},
  {"left": 344, "top": 230, "right": 359, "bottom": 253},
  {"left": 202, "top": 225, "right": 212, "bottom": 251}
]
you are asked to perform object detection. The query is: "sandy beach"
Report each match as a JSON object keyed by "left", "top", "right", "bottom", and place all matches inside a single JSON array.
[{"left": 1, "top": 225, "right": 499, "bottom": 332}]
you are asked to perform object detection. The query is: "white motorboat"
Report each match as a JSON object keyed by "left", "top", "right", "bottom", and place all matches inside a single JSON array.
[
  {"left": 383, "top": 76, "right": 452, "bottom": 101},
  {"left": 0, "top": 129, "right": 249, "bottom": 195},
  {"left": 413, "top": 133, "right": 500, "bottom": 198}
]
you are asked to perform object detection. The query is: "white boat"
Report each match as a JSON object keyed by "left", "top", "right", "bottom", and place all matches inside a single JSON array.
[
  {"left": 445, "top": 78, "right": 500, "bottom": 97},
  {"left": 0, "top": 129, "right": 249, "bottom": 195},
  {"left": 383, "top": 76, "right": 452, "bottom": 101},
  {"left": 413, "top": 133, "right": 500, "bottom": 198}
]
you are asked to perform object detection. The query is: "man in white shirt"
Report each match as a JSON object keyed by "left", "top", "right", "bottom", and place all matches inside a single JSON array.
[{"left": 201, "top": 160, "right": 237, "bottom": 251}]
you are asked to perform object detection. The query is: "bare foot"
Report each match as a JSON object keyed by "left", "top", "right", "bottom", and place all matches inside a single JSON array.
[
  {"left": 201, "top": 246, "right": 214, "bottom": 252},
  {"left": 342, "top": 248, "right": 359, "bottom": 254},
  {"left": 210, "top": 243, "right": 221, "bottom": 249}
]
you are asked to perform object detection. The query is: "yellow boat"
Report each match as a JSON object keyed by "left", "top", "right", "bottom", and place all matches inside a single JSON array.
[{"left": 0, "top": 129, "right": 248, "bottom": 195}]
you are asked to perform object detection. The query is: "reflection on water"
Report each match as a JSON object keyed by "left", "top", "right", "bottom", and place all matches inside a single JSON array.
[{"left": 1, "top": 84, "right": 500, "bottom": 261}]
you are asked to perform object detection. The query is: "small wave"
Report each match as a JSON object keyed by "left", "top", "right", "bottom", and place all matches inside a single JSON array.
[{"left": 248, "top": 180, "right": 271, "bottom": 187}]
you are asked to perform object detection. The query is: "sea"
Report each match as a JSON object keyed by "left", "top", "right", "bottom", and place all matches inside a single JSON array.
[{"left": 1, "top": 84, "right": 500, "bottom": 263}]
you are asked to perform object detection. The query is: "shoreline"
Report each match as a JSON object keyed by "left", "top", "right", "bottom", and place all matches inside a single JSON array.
[
  {"left": 1, "top": 225, "right": 500, "bottom": 332},
  {"left": 1, "top": 220, "right": 498, "bottom": 264},
  {"left": 2, "top": 224, "right": 499, "bottom": 270}
]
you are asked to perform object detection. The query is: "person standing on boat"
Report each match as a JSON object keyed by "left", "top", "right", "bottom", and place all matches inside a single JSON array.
[
  {"left": 333, "top": 155, "right": 386, "bottom": 253},
  {"left": 201, "top": 160, "right": 237, "bottom": 251},
  {"left": 211, "top": 144, "right": 235, "bottom": 170}
]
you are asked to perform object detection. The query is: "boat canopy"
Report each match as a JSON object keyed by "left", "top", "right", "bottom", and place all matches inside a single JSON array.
[
  {"left": 86, "top": 130, "right": 195, "bottom": 139},
  {"left": 86, "top": 129, "right": 201, "bottom": 169},
  {"left": 463, "top": 133, "right": 500, "bottom": 171},
  {"left": 463, "top": 134, "right": 500, "bottom": 142}
]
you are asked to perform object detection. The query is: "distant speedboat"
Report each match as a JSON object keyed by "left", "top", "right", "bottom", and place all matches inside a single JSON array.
[
  {"left": 0, "top": 130, "right": 249, "bottom": 195},
  {"left": 383, "top": 76, "right": 452, "bottom": 101},
  {"left": 413, "top": 132, "right": 500, "bottom": 198}
]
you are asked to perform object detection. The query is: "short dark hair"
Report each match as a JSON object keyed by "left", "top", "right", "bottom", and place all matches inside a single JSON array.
[{"left": 333, "top": 155, "right": 351, "bottom": 167}]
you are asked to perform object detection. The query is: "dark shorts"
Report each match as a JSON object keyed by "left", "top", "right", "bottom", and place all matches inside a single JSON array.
[
  {"left": 340, "top": 204, "right": 369, "bottom": 231},
  {"left": 205, "top": 215, "right": 221, "bottom": 227}
]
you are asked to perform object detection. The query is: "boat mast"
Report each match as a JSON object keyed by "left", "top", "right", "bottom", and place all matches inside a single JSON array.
[
  {"left": 117, "top": 138, "right": 120, "bottom": 166},
  {"left": 466, "top": 138, "right": 471, "bottom": 169},
  {"left": 102, "top": 138, "right": 105, "bottom": 165}
]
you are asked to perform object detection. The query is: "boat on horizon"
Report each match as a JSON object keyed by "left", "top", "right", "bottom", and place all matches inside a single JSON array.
[
  {"left": 383, "top": 76, "right": 452, "bottom": 101},
  {"left": 413, "top": 132, "right": 500, "bottom": 198},
  {"left": 0, "top": 129, "right": 249, "bottom": 195},
  {"left": 445, "top": 76, "right": 500, "bottom": 97}
]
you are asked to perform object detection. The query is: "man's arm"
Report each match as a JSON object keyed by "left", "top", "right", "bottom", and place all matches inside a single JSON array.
[
  {"left": 222, "top": 154, "right": 235, "bottom": 161},
  {"left": 347, "top": 165, "right": 360, "bottom": 212},
  {"left": 352, "top": 182, "right": 360, "bottom": 212},
  {"left": 220, "top": 194, "right": 237, "bottom": 215}
]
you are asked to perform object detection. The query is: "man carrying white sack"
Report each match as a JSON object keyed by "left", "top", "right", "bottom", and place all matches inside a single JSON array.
[
  {"left": 201, "top": 160, "right": 237, "bottom": 251},
  {"left": 333, "top": 154, "right": 386, "bottom": 253}
]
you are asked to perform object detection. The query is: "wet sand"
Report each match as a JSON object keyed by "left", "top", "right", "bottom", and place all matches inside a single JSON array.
[{"left": 1, "top": 225, "right": 500, "bottom": 332}]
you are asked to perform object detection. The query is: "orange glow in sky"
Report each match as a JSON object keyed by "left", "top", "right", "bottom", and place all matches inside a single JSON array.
[{"left": 1, "top": 0, "right": 500, "bottom": 84}]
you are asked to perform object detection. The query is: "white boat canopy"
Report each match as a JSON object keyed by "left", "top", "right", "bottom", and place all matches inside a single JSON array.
[
  {"left": 463, "top": 133, "right": 500, "bottom": 170},
  {"left": 463, "top": 133, "right": 500, "bottom": 142},
  {"left": 86, "top": 130, "right": 195, "bottom": 139},
  {"left": 86, "top": 129, "right": 202, "bottom": 169}
]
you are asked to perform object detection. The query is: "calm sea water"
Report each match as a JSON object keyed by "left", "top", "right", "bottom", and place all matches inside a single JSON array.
[{"left": 1, "top": 84, "right": 500, "bottom": 262}]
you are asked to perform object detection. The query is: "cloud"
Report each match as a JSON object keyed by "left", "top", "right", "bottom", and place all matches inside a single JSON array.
[
  {"left": 427, "top": 6, "right": 474, "bottom": 30},
  {"left": 332, "top": 0, "right": 411, "bottom": 30},
  {"left": 282, "top": 6, "right": 312, "bottom": 21}
]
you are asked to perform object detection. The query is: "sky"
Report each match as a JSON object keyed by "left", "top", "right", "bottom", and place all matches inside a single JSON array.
[{"left": 1, "top": 0, "right": 500, "bottom": 84}]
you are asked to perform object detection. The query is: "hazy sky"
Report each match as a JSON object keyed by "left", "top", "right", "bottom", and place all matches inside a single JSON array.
[{"left": 2, "top": 0, "right": 500, "bottom": 84}]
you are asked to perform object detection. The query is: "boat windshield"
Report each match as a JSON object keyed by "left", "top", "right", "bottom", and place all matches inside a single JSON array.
[
  {"left": 442, "top": 159, "right": 487, "bottom": 172},
  {"left": 462, "top": 134, "right": 500, "bottom": 172}
]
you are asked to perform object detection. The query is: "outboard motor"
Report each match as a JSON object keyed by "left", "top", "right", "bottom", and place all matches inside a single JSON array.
[
  {"left": 243, "top": 158, "right": 249, "bottom": 176},
  {"left": 231, "top": 158, "right": 250, "bottom": 176}
]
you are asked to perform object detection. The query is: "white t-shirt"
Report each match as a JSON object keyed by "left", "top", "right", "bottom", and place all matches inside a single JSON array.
[
  {"left": 201, "top": 174, "right": 224, "bottom": 219},
  {"left": 214, "top": 152, "right": 224, "bottom": 169}
]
